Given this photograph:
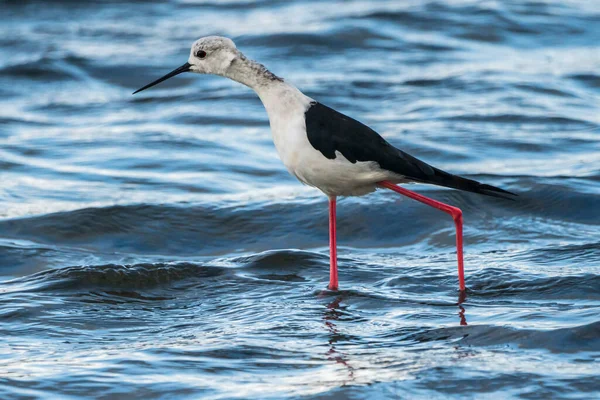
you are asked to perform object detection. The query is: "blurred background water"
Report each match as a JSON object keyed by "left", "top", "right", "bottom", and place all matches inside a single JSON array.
[{"left": 1, "top": 0, "right": 600, "bottom": 399}]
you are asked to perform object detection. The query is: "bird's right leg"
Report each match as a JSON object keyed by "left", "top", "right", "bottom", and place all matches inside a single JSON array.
[
  {"left": 377, "top": 181, "right": 465, "bottom": 292},
  {"left": 328, "top": 196, "right": 338, "bottom": 290}
]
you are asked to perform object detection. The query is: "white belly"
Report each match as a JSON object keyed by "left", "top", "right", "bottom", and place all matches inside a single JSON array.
[{"left": 285, "top": 133, "right": 396, "bottom": 196}]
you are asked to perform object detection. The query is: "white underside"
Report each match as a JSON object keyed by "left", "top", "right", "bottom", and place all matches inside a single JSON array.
[
  {"left": 290, "top": 151, "right": 407, "bottom": 197},
  {"left": 255, "top": 82, "right": 406, "bottom": 197}
]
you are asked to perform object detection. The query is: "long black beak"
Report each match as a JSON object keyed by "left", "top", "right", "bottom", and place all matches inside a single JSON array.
[{"left": 133, "top": 62, "right": 191, "bottom": 94}]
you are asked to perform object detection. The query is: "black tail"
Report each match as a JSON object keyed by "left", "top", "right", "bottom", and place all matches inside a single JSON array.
[
  {"left": 388, "top": 150, "right": 517, "bottom": 200},
  {"left": 411, "top": 164, "right": 517, "bottom": 200}
]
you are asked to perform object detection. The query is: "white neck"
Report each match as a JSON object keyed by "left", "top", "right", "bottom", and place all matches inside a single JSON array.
[
  {"left": 223, "top": 52, "right": 312, "bottom": 119},
  {"left": 225, "top": 53, "right": 283, "bottom": 91}
]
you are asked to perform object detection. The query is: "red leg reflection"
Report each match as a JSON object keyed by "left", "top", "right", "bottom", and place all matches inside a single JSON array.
[{"left": 324, "top": 296, "right": 355, "bottom": 380}]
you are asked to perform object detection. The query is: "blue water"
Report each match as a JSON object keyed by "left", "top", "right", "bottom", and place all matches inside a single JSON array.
[{"left": 1, "top": 1, "right": 600, "bottom": 399}]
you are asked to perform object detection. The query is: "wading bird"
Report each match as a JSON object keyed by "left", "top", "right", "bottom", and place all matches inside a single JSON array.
[{"left": 134, "top": 36, "right": 515, "bottom": 293}]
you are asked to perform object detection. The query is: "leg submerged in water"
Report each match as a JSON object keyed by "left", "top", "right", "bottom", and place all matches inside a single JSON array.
[{"left": 377, "top": 180, "right": 466, "bottom": 292}]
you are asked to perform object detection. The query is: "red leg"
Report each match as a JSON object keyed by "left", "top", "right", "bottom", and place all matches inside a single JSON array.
[
  {"left": 328, "top": 196, "right": 339, "bottom": 290},
  {"left": 378, "top": 181, "right": 465, "bottom": 292}
]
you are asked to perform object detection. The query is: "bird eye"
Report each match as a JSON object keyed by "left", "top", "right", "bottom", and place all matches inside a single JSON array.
[{"left": 196, "top": 50, "right": 207, "bottom": 59}]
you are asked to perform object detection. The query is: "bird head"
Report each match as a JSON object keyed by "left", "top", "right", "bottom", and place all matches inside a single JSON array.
[{"left": 133, "top": 36, "right": 239, "bottom": 94}]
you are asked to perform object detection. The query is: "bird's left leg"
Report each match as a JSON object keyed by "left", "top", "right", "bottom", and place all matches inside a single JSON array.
[
  {"left": 328, "top": 196, "right": 338, "bottom": 290},
  {"left": 377, "top": 181, "right": 465, "bottom": 292}
]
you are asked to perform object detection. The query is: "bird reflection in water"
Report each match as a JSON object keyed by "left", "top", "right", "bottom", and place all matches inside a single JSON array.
[
  {"left": 321, "top": 290, "right": 467, "bottom": 378},
  {"left": 323, "top": 296, "right": 355, "bottom": 382}
]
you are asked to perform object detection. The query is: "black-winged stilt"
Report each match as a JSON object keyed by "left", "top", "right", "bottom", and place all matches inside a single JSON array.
[{"left": 133, "top": 36, "right": 516, "bottom": 293}]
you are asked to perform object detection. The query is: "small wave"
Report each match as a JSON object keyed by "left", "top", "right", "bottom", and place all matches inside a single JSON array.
[
  {"left": 505, "top": 181, "right": 600, "bottom": 225},
  {"left": 239, "top": 27, "right": 393, "bottom": 54},
  {"left": 232, "top": 249, "right": 326, "bottom": 270},
  {"left": 1, "top": 262, "right": 226, "bottom": 293},
  {"left": 569, "top": 73, "right": 600, "bottom": 89},
  {"left": 468, "top": 269, "right": 600, "bottom": 300},
  {"left": 356, "top": 3, "right": 563, "bottom": 45},
  {"left": 415, "top": 321, "right": 600, "bottom": 353},
  {"left": 528, "top": 242, "right": 600, "bottom": 266},
  {"left": 446, "top": 113, "right": 595, "bottom": 127},
  {"left": 0, "top": 60, "right": 75, "bottom": 81}
]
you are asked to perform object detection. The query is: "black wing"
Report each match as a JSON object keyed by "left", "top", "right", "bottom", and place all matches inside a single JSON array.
[{"left": 304, "top": 102, "right": 515, "bottom": 199}]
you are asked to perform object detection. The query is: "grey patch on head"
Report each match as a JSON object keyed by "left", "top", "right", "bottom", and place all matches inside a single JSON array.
[{"left": 235, "top": 53, "right": 283, "bottom": 83}]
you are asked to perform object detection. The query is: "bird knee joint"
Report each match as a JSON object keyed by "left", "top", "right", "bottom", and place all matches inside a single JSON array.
[{"left": 449, "top": 206, "right": 462, "bottom": 223}]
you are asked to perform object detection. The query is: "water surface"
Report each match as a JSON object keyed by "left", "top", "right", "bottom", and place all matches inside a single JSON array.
[{"left": 1, "top": 0, "right": 600, "bottom": 398}]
